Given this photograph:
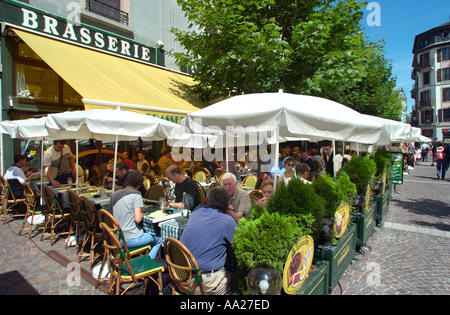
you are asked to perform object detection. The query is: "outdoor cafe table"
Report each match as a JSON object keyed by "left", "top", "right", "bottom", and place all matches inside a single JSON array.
[{"left": 142, "top": 207, "right": 189, "bottom": 244}]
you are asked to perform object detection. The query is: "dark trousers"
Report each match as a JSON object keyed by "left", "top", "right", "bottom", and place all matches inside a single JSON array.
[{"left": 436, "top": 160, "right": 447, "bottom": 179}]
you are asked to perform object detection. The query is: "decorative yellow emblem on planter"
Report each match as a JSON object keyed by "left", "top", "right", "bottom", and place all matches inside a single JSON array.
[
  {"left": 333, "top": 202, "right": 350, "bottom": 239},
  {"left": 282, "top": 235, "right": 314, "bottom": 294}
]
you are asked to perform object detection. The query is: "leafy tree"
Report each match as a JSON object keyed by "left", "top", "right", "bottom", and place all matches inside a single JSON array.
[{"left": 173, "top": 0, "right": 403, "bottom": 119}]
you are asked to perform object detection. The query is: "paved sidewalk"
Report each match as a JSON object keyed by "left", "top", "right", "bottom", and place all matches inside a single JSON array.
[{"left": 333, "top": 161, "right": 450, "bottom": 295}]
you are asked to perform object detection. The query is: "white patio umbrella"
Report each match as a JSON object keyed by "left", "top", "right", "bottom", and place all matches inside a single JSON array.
[
  {"left": 184, "top": 91, "right": 385, "bottom": 185},
  {"left": 46, "top": 108, "right": 209, "bottom": 191},
  {"left": 362, "top": 115, "right": 412, "bottom": 146},
  {"left": 0, "top": 116, "right": 67, "bottom": 204}
]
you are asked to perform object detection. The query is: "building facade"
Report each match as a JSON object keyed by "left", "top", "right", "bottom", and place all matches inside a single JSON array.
[
  {"left": 0, "top": 0, "right": 199, "bottom": 169},
  {"left": 411, "top": 21, "right": 450, "bottom": 141}
]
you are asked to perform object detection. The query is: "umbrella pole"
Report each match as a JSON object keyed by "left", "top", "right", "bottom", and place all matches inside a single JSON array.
[
  {"left": 332, "top": 140, "right": 337, "bottom": 179},
  {"left": 40, "top": 137, "right": 44, "bottom": 206},
  {"left": 76, "top": 139, "right": 79, "bottom": 194},
  {"left": 273, "top": 127, "right": 280, "bottom": 192},
  {"left": 112, "top": 134, "right": 118, "bottom": 192},
  {"left": 226, "top": 144, "right": 229, "bottom": 173}
]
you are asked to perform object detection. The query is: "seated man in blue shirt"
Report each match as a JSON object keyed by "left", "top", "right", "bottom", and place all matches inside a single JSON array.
[{"left": 180, "top": 185, "right": 237, "bottom": 295}]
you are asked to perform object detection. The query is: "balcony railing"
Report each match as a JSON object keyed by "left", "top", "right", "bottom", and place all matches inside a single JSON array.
[
  {"left": 86, "top": 0, "right": 129, "bottom": 26},
  {"left": 417, "top": 99, "right": 435, "bottom": 109},
  {"left": 415, "top": 58, "right": 434, "bottom": 70}
]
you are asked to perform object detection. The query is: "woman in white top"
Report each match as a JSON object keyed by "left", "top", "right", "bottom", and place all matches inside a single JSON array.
[{"left": 280, "top": 157, "right": 296, "bottom": 184}]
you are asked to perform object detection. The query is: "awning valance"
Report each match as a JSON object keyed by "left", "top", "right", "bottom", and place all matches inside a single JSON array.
[{"left": 13, "top": 28, "right": 202, "bottom": 123}]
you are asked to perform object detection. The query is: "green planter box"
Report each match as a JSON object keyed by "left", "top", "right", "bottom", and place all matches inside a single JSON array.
[
  {"left": 296, "top": 260, "right": 330, "bottom": 295},
  {"left": 375, "top": 189, "right": 390, "bottom": 226},
  {"left": 351, "top": 200, "right": 377, "bottom": 250},
  {"left": 314, "top": 223, "right": 356, "bottom": 294}
]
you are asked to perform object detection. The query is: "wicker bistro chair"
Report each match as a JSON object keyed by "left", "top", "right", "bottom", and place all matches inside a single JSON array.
[
  {"left": 193, "top": 181, "right": 206, "bottom": 206},
  {"left": 192, "top": 171, "right": 207, "bottom": 183},
  {"left": 66, "top": 190, "right": 84, "bottom": 251},
  {"left": 96, "top": 209, "right": 151, "bottom": 287},
  {"left": 99, "top": 222, "right": 164, "bottom": 295},
  {"left": 214, "top": 168, "right": 225, "bottom": 181},
  {"left": 0, "top": 175, "right": 27, "bottom": 224},
  {"left": 40, "top": 185, "right": 71, "bottom": 245},
  {"left": 144, "top": 184, "right": 167, "bottom": 202},
  {"left": 164, "top": 237, "right": 207, "bottom": 295},
  {"left": 249, "top": 189, "right": 263, "bottom": 200},
  {"left": 18, "top": 182, "right": 43, "bottom": 239},
  {"left": 242, "top": 175, "right": 258, "bottom": 188},
  {"left": 78, "top": 196, "right": 103, "bottom": 269}
]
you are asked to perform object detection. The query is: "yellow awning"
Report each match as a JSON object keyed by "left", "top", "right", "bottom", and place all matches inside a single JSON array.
[{"left": 13, "top": 28, "right": 202, "bottom": 123}]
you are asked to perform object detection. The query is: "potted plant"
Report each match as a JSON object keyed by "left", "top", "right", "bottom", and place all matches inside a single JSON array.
[
  {"left": 339, "top": 155, "right": 377, "bottom": 212},
  {"left": 232, "top": 210, "right": 307, "bottom": 294},
  {"left": 312, "top": 173, "right": 357, "bottom": 245},
  {"left": 339, "top": 155, "right": 378, "bottom": 252},
  {"left": 232, "top": 177, "right": 327, "bottom": 294}
]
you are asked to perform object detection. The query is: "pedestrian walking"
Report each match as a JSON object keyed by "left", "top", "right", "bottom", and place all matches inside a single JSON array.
[{"left": 435, "top": 141, "right": 446, "bottom": 180}]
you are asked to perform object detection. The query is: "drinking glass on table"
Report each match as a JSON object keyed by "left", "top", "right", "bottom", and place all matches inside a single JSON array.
[
  {"left": 67, "top": 177, "right": 73, "bottom": 187},
  {"left": 86, "top": 181, "right": 90, "bottom": 190},
  {"left": 159, "top": 196, "right": 166, "bottom": 211}
]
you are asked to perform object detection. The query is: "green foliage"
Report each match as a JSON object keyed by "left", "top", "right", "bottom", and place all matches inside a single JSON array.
[
  {"left": 312, "top": 173, "right": 356, "bottom": 217},
  {"left": 172, "top": 0, "right": 402, "bottom": 119},
  {"left": 373, "top": 149, "right": 393, "bottom": 178},
  {"left": 266, "top": 177, "right": 325, "bottom": 231},
  {"left": 339, "top": 155, "right": 377, "bottom": 196},
  {"left": 232, "top": 211, "right": 305, "bottom": 275},
  {"left": 336, "top": 172, "right": 358, "bottom": 205}
]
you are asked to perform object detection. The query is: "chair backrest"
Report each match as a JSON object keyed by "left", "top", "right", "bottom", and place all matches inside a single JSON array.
[
  {"left": 145, "top": 185, "right": 167, "bottom": 201},
  {"left": 42, "top": 185, "right": 64, "bottom": 214},
  {"left": 192, "top": 166, "right": 211, "bottom": 178},
  {"left": 249, "top": 189, "right": 263, "bottom": 200},
  {"left": 98, "top": 209, "right": 133, "bottom": 254},
  {"left": 90, "top": 167, "right": 102, "bottom": 186},
  {"left": 242, "top": 175, "right": 258, "bottom": 188},
  {"left": 0, "top": 174, "right": 11, "bottom": 201},
  {"left": 192, "top": 171, "right": 207, "bottom": 183},
  {"left": 66, "top": 189, "right": 82, "bottom": 219},
  {"left": 23, "top": 182, "right": 37, "bottom": 208},
  {"left": 249, "top": 194, "right": 259, "bottom": 207},
  {"left": 99, "top": 222, "right": 138, "bottom": 283},
  {"left": 80, "top": 196, "right": 99, "bottom": 231},
  {"left": 193, "top": 181, "right": 206, "bottom": 205},
  {"left": 214, "top": 168, "right": 224, "bottom": 180},
  {"left": 164, "top": 237, "right": 206, "bottom": 295}
]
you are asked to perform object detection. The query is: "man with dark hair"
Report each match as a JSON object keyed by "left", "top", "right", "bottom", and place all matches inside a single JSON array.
[
  {"left": 105, "top": 162, "right": 145, "bottom": 195},
  {"left": 165, "top": 164, "right": 199, "bottom": 210},
  {"left": 111, "top": 171, "right": 161, "bottom": 259},
  {"left": 180, "top": 186, "right": 237, "bottom": 295},
  {"left": 4, "top": 154, "right": 31, "bottom": 198},
  {"left": 43, "top": 140, "right": 76, "bottom": 187},
  {"left": 296, "top": 163, "right": 312, "bottom": 184},
  {"left": 319, "top": 140, "right": 344, "bottom": 177}
]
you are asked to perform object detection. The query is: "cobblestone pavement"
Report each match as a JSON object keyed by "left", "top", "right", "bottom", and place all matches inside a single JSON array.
[
  {"left": 1, "top": 161, "right": 449, "bottom": 295},
  {"left": 332, "top": 161, "right": 450, "bottom": 295}
]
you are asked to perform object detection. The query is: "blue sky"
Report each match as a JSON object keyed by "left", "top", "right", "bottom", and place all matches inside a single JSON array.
[{"left": 361, "top": 0, "right": 450, "bottom": 113}]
